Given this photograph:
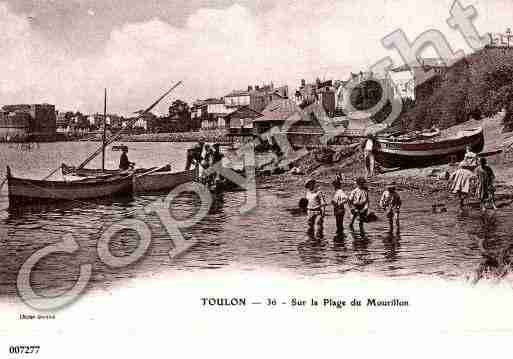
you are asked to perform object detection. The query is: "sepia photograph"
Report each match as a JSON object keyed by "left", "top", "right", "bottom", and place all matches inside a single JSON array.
[{"left": 1, "top": 0, "right": 513, "bottom": 357}]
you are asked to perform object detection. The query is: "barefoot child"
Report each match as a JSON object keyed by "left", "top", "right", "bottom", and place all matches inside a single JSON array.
[
  {"left": 380, "top": 182, "right": 402, "bottom": 233},
  {"left": 348, "top": 177, "right": 369, "bottom": 233},
  {"left": 331, "top": 175, "right": 348, "bottom": 236}
]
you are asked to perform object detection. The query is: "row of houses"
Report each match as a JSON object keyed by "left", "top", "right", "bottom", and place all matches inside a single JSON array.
[{"left": 0, "top": 104, "right": 57, "bottom": 141}]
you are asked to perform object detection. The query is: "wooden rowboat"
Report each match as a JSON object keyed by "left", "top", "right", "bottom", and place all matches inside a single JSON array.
[
  {"left": 6, "top": 166, "right": 133, "bottom": 207},
  {"left": 133, "top": 169, "right": 195, "bottom": 193},
  {"left": 62, "top": 163, "right": 195, "bottom": 193},
  {"left": 375, "top": 127, "right": 484, "bottom": 168}
]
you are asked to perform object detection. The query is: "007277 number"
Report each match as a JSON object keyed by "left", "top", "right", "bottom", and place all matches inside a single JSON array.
[{"left": 9, "top": 346, "right": 40, "bottom": 355}]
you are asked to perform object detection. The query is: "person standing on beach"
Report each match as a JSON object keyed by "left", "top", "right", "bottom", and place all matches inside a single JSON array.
[
  {"left": 476, "top": 157, "right": 497, "bottom": 211},
  {"left": 305, "top": 179, "right": 326, "bottom": 240},
  {"left": 380, "top": 182, "right": 402, "bottom": 233},
  {"left": 348, "top": 177, "right": 370, "bottom": 233},
  {"left": 449, "top": 145, "right": 480, "bottom": 209},
  {"left": 363, "top": 135, "right": 376, "bottom": 178},
  {"left": 331, "top": 175, "right": 349, "bottom": 236}
]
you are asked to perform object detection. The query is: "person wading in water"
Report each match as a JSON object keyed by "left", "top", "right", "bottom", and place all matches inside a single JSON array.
[
  {"left": 305, "top": 179, "right": 326, "bottom": 240},
  {"left": 380, "top": 182, "right": 402, "bottom": 234},
  {"left": 331, "top": 174, "right": 349, "bottom": 237},
  {"left": 348, "top": 177, "right": 370, "bottom": 233}
]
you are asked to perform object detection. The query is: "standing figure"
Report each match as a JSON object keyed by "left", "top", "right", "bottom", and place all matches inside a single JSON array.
[
  {"left": 305, "top": 179, "right": 326, "bottom": 240},
  {"left": 380, "top": 182, "right": 402, "bottom": 233},
  {"left": 348, "top": 177, "right": 370, "bottom": 233},
  {"left": 449, "top": 145, "right": 479, "bottom": 209},
  {"left": 212, "top": 143, "right": 225, "bottom": 187},
  {"left": 119, "top": 146, "right": 135, "bottom": 170},
  {"left": 185, "top": 141, "right": 204, "bottom": 175},
  {"left": 331, "top": 175, "right": 349, "bottom": 236},
  {"left": 200, "top": 144, "right": 213, "bottom": 184},
  {"left": 363, "top": 135, "right": 376, "bottom": 178},
  {"left": 476, "top": 157, "right": 497, "bottom": 211}
]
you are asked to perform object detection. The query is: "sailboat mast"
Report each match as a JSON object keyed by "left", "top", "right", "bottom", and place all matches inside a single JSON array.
[{"left": 102, "top": 88, "right": 107, "bottom": 172}]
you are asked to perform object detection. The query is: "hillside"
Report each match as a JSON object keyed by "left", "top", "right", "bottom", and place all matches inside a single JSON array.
[{"left": 399, "top": 46, "right": 513, "bottom": 131}]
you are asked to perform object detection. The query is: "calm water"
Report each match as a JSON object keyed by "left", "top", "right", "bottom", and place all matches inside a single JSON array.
[{"left": 1, "top": 141, "right": 512, "bottom": 299}]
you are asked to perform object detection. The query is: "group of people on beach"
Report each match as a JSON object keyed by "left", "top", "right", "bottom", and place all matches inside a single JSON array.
[
  {"left": 185, "top": 141, "right": 225, "bottom": 185},
  {"left": 303, "top": 142, "right": 498, "bottom": 240},
  {"left": 303, "top": 175, "right": 401, "bottom": 240},
  {"left": 449, "top": 145, "right": 497, "bottom": 211}
]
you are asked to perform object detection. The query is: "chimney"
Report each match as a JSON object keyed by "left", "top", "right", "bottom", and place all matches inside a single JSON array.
[
  {"left": 255, "top": 85, "right": 260, "bottom": 91},
  {"left": 301, "top": 79, "right": 306, "bottom": 87},
  {"left": 248, "top": 86, "right": 253, "bottom": 91}
]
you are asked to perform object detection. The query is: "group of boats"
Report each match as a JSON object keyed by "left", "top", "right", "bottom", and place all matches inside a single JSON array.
[
  {"left": 4, "top": 82, "right": 198, "bottom": 209},
  {"left": 5, "top": 165, "right": 195, "bottom": 208},
  {"left": 3, "top": 79, "right": 487, "bottom": 209}
]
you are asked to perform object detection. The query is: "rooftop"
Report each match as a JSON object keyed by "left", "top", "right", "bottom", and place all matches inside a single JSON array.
[{"left": 255, "top": 99, "right": 300, "bottom": 123}]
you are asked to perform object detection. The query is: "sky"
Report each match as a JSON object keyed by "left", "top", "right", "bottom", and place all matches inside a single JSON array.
[{"left": 1, "top": 0, "right": 513, "bottom": 115}]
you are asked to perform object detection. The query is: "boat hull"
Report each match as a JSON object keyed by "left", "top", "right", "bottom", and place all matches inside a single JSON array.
[
  {"left": 7, "top": 173, "right": 133, "bottom": 207},
  {"left": 374, "top": 128, "right": 484, "bottom": 168},
  {"left": 134, "top": 170, "right": 195, "bottom": 193}
]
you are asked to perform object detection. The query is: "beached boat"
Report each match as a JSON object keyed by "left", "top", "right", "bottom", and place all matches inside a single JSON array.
[
  {"left": 6, "top": 166, "right": 133, "bottom": 207},
  {"left": 375, "top": 127, "right": 484, "bottom": 168}
]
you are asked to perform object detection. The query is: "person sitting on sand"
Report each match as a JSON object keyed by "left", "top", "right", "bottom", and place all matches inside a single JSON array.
[
  {"left": 461, "top": 145, "right": 478, "bottom": 168},
  {"left": 476, "top": 157, "right": 497, "bottom": 211},
  {"left": 305, "top": 179, "right": 326, "bottom": 240},
  {"left": 331, "top": 175, "right": 349, "bottom": 236},
  {"left": 348, "top": 177, "right": 370, "bottom": 233},
  {"left": 380, "top": 182, "right": 402, "bottom": 233}
]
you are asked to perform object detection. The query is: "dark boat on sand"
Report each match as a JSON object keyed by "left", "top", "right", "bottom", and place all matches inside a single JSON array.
[{"left": 375, "top": 127, "right": 484, "bottom": 168}]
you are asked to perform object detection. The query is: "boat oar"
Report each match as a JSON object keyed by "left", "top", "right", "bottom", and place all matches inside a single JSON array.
[
  {"left": 135, "top": 164, "right": 170, "bottom": 178},
  {"left": 42, "top": 166, "right": 62, "bottom": 181}
]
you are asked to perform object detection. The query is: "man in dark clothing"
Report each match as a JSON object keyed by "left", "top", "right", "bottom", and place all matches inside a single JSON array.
[
  {"left": 212, "top": 143, "right": 224, "bottom": 164},
  {"left": 119, "top": 147, "right": 134, "bottom": 170}
]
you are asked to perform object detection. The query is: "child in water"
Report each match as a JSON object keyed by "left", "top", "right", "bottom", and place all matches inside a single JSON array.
[
  {"left": 305, "top": 179, "right": 326, "bottom": 240},
  {"left": 348, "top": 177, "right": 369, "bottom": 233},
  {"left": 331, "top": 175, "right": 348, "bottom": 236},
  {"left": 380, "top": 182, "right": 402, "bottom": 233}
]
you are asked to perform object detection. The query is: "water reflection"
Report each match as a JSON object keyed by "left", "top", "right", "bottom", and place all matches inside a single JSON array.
[
  {"left": 383, "top": 232, "right": 401, "bottom": 263},
  {"left": 297, "top": 237, "right": 330, "bottom": 268},
  {"left": 3, "top": 141, "right": 513, "bottom": 297}
]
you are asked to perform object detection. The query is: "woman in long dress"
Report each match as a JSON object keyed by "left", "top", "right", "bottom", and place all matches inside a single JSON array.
[{"left": 449, "top": 146, "right": 478, "bottom": 209}]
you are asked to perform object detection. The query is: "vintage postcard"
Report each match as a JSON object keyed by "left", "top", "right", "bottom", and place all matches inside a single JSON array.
[{"left": 1, "top": 0, "right": 513, "bottom": 357}]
